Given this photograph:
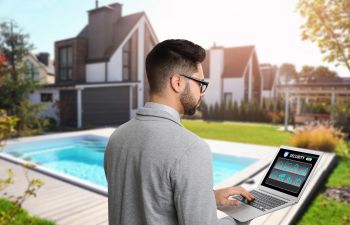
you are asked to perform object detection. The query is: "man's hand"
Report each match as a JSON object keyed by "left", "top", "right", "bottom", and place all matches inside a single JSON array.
[{"left": 214, "top": 186, "right": 255, "bottom": 207}]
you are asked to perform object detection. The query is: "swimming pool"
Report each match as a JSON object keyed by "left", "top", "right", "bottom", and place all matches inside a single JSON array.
[{"left": 3, "top": 135, "right": 256, "bottom": 188}]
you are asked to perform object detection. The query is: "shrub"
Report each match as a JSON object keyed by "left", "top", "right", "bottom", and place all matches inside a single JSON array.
[
  {"left": 332, "top": 102, "right": 350, "bottom": 135},
  {"left": 289, "top": 124, "right": 345, "bottom": 152}
]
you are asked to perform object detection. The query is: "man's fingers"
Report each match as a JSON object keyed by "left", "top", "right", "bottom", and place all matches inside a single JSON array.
[
  {"left": 240, "top": 191, "right": 255, "bottom": 201},
  {"left": 221, "top": 199, "right": 240, "bottom": 206},
  {"left": 230, "top": 199, "right": 240, "bottom": 206}
]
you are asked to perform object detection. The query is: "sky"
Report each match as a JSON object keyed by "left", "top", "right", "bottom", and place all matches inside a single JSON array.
[{"left": 0, "top": 0, "right": 349, "bottom": 77}]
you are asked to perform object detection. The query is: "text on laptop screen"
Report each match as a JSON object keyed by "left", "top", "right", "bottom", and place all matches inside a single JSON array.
[{"left": 261, "top": 148, "right": 320, "bottom": 197}]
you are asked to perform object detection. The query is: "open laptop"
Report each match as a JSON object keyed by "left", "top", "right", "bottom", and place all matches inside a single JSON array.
[{"left": 219, "top": 145, "right": 323, "bottom": 222}]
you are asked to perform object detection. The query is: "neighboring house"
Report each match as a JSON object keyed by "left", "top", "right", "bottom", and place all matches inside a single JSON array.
[
  {"left": 21, "top": 53, "right": 60, "bottom": 123},
  {"left": 202, "top": 45, "right": 262, "bottom": 107},
  {"left": 260, "top": 64, "right": 279, "bottom": 99},
  {"left": 23, "top": 52, "right": 55, "bottom": 84},
  {"left": 46, "top": 2, "right": 158, "bottom": 128}
]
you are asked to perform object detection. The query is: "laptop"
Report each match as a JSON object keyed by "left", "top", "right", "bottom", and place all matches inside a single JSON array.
[{"left": 219, "top": 145, "right": 323, "bottom": 222}]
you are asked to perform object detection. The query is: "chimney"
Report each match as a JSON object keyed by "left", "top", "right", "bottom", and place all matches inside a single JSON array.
[
  {"left": 95, "top": 0, "right": 98, "bottom": 8},
  {"left": 87, "top": 2, "right": 123, "bottom": 59},
  {"left": 109, "top": 3, "right": 122, "bottom": 22},
  {"left": 36, "top": 52, "right": 49, "bottom": 66}
]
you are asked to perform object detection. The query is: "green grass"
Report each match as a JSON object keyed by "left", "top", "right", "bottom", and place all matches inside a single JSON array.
[
  {"left": 182, "top": 119, "right": 350, "bottom": 225},
  {"left": 325, "top": 142, "right": 350, "bottom": 188},
  {"left": 297, "top": 195, "right": 350, "bottom": 225},
  {"left": 0, "top": 198, "right": 55, "bottom": 225},
  {"left": 182, "top": 120, "right": 291, "bottom": 146},
  {"left": 298, "top": 141, "right": 350, "bottom": 225}
]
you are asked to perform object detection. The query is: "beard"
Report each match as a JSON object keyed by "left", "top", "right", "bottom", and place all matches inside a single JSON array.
[{"left": 180, "top": 83, "right": 202, "bottom": 116}]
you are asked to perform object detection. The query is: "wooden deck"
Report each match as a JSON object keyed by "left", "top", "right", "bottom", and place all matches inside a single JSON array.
[
  {"left": 0, "top": 158, "right": 108, "bottom": 225},
  {"left": 1, "top": 150, "right": 336, "bottom": 225}
]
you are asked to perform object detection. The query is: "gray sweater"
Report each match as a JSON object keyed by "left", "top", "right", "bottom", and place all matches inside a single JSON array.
[{"left": 104, "top": 103, "right": 239, "bottom": 225}]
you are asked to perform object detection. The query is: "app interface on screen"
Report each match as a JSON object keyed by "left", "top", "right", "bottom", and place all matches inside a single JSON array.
[{"left": 262, "top": 149, "right": 319, "bottom": 197}]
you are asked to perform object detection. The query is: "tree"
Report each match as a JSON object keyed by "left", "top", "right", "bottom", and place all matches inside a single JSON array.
[
  {"left": 298, "top": 65, "right": 340, "bottom": 83},
  {"left": 0, "top": 20, "right": 45, "bottom": 135},
  {"left": 279, "top": 63, "right": 297, "bottom": 84},
  {"left": 297, "top": 0, "right": 350, "bottom": 73}
]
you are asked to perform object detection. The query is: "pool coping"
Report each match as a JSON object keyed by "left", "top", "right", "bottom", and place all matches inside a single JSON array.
[{"left": 0, "top": 127, "right": 278, "bottom": 195}]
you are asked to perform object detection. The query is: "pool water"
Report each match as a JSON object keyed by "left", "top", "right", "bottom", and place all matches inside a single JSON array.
[{"left": 4, "top": 135, "right": 256, "bottom": 187}]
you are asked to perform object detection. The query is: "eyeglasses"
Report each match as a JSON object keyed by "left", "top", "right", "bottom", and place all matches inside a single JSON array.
[{"left": 179, "top": 74, "right": 209, "bottom": 93}]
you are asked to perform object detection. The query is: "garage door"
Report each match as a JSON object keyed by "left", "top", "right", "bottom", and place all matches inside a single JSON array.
[{"left": 82, "top": 86, "right": 130, "bottom": 126}]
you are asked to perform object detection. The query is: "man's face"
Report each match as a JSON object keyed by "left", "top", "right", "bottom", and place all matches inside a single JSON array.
[{"left": 180, "top": 64, "right": 205, "bottom": 116}]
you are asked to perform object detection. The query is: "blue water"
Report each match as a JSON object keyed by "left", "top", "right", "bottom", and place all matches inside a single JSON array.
[{"left": 4, "top": 135, "right": 256, "bottom": 187}]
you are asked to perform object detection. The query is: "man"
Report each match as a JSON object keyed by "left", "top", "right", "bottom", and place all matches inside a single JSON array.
[{"left": 104, "top": 39, "right": 255, "bottom": 225}]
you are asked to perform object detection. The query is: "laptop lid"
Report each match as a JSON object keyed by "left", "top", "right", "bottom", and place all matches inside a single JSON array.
[{"left": 258, "top": 146, "right": 323, "bottom": 201}]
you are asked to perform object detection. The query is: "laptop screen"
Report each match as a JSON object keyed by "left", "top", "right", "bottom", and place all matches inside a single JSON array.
[{"left": 261, "top": 148, "right": 320, "bottom": 197}]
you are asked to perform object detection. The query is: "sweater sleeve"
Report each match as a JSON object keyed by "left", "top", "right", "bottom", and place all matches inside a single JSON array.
[{"left": 171, "top": 140, "right": 239, "bottom": 225}]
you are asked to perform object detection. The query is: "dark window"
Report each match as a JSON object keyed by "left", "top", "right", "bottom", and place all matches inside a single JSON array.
[
  {"left": 132, "top": 85, "right": 138, "bottom": 109},
  {"left": 59, "top": 46, "right": 73, "bottom": 81},
  {"left": 224, "top": 92, "right": 232, "bottom": 105},
  {"left": 41, "top": 93, "right": 53, "bottom": 102},
  {"left": 122, "top": 40, "right": 131, "bottom": 81},
  {"left": 25, "top": 60, "right": 39, "bottom": 80}
]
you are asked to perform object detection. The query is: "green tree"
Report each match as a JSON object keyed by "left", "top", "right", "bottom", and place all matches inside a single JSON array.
[
  {"left": 297, "top": 0, "right": 350, "bottom": 72},
  {"left": 0, "top": 20, "right": 46, "bottom": 136},
  {"left": 298, "top": 65, "right": 339, "bottom": 83},
  {"left": 279, "top": 63, "right": 297, "bottom": 83}
]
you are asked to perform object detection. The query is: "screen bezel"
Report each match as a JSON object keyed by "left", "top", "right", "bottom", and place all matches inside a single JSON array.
[{"left": 260, "top": 148, "right": 320, "bottom": 197}]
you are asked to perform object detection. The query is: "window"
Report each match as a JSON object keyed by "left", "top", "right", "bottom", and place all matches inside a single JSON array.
[
  {"left": 26, "top": 60, "right": 39, "bottom": 80},
  {"left": 40, "top": 93, "right": 53, "bottom": 102},
  {"left": 132, "top": 85, "right": 138, "bottom": 109},
  {"left": 122, "top": 40, "right": 131, "bottom": 81},
  {"left": 59, "top": 46, "right": 73, "bottom": 81},
  {"left": 224, "top": 92, "right": 232, "bottom": 105}
]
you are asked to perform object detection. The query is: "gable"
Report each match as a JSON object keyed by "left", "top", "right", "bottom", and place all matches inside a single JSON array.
[
  {"left": 222, "top": 46, "right": 255, "bottom": 78},
  {"left": 261, "top": 66, "right": 277, "bottom": 90},
  {"left": 78, "top": 12, "right": 145, "bottom": 62}
]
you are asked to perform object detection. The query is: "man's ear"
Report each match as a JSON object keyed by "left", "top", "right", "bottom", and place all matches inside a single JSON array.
[{"left": 170, "top": 75, "right": 183, "bottom": 93}]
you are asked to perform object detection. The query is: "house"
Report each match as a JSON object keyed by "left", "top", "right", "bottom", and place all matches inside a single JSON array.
[
  {"left": 260, "top": 63, "right": 279, "bottom": 99},
  {"left": 24, "top": 53, "right": 59, "bottom": 121},
  {"left": 46, "top": 2, "right": 158, "bottom": 128},
  {"left": 23, "top": 53, "right": 55, "bottom": 84},
  {"left": 202, "top": 45, "right": 262, "bottom": 107}
]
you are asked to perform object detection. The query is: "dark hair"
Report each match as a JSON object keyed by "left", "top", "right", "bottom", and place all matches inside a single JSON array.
[{"left": 145, "top": 39, "right": 206, "bottom": 94}]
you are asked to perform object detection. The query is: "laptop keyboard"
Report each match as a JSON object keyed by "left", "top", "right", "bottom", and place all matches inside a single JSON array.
[{"left": 233, "top": 190, "right": 287, "bottom": 211}]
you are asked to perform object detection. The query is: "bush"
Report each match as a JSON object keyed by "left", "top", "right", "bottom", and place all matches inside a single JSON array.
[
  {"left": 289, "top": 124, "right": 345, "bottom": 152},
  {"left": 332, "top": 102, "right": 350, "bottom": 135},
  {"left": 302, "top": 101, "right": 331, "bottom": 114},
  {"left": 0, "top": 198, "right": 55, "bottom": 225}
]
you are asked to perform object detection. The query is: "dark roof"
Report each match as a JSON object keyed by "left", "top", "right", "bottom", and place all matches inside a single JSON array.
[
  {"left": 77, "top": 12, "right": 145, "bottom": 62},
  {"left": 261, "top": 65, "right": 277, "bottom": 90},
  {"left": 104, "top": 12, "right": 144, "bottom": 58},
  {"left": 222, "top": 46, "right": 255, "bottom": 78}
]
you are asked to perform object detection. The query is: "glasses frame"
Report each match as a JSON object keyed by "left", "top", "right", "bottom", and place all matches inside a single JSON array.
[{"left": 179, "top": 74, "right": 209, "bottom": 93}]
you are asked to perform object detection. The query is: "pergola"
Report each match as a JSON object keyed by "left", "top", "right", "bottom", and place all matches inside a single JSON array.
[{"left": 276, "top": 81, "right": 350, "bottom": 131}]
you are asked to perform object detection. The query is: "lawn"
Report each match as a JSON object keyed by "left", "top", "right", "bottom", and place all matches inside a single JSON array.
[
  {"left": 182, "top": 119, "right": 350, "bottom": 225},
  {"left": 182, "top": 120, "right": 291, "bottom": 146}
]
